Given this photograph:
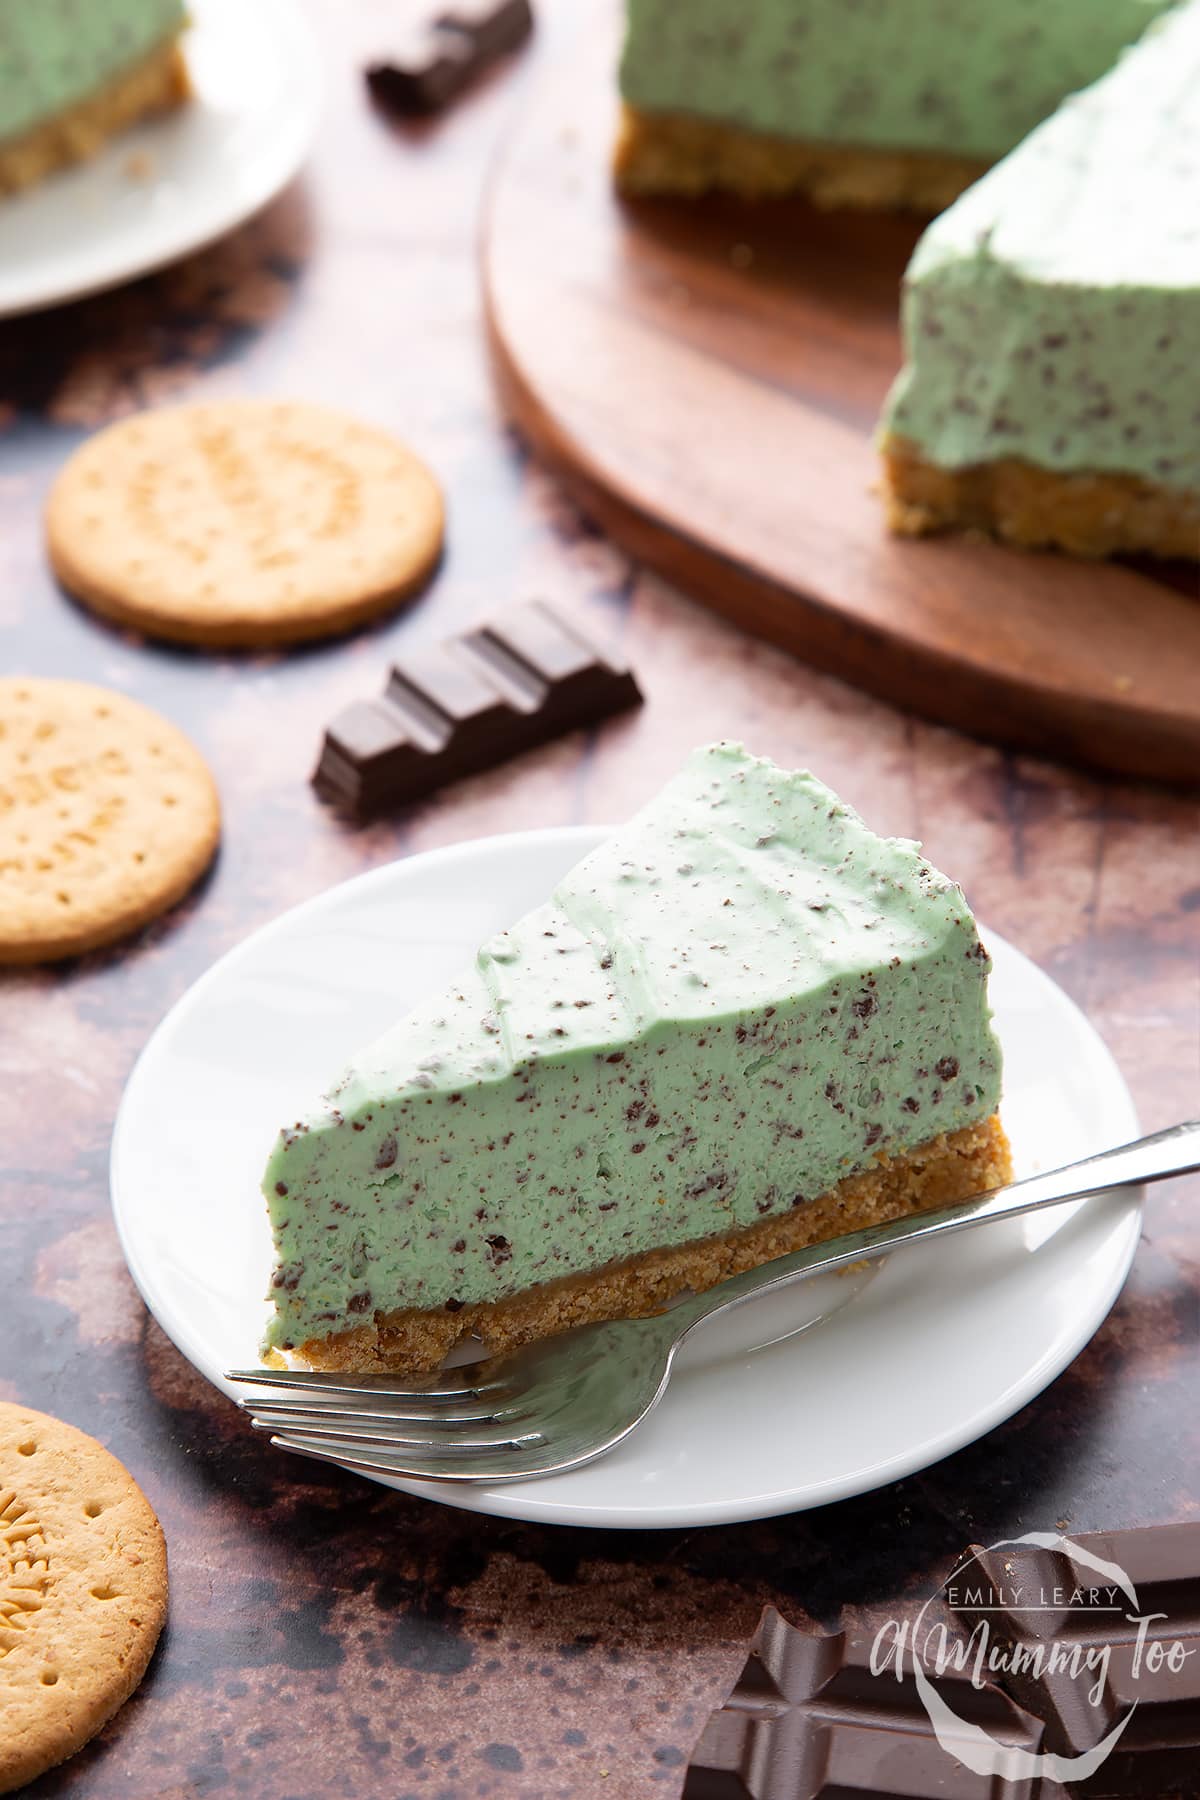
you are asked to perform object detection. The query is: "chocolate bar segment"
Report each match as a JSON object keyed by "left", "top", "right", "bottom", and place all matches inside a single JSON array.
[
  {"left": 949, "top": 1525, "right": 1200, "bottom": 1798},
  {"left": 365, "top": 28, "right": 477, "bottom": 117},
  {"left": 684, "top": 1606, "right": 1046, "bottom": 1799},
  {"left": 365, "top": 1, "right": 533, "bottom": 118},
  {"left": 313, "top": 600, "right": 641, "bottom": 817},
  {"left": 690, "top": 1530, "right": 1200, "bottom": 1800}
]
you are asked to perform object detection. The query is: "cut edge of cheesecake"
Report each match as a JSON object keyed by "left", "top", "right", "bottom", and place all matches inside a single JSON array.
[
  {"left": 613, "top": 104, "right": 988, "bottom": 213},
  {"left": 0, "top": 34, "right": 189, "bottom": 199},
  {"left": 277, "top": 1114, "right": 1011, "bottom": 1374},
  {"left": 882, "top": 432, "right": 1200, "bottom": 561}
]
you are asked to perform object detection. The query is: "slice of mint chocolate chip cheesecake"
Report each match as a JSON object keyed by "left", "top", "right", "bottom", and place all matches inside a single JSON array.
[
  {"left": 0, "top": 0, "right": 189, "bottom": 198},
  {"left": 261, "top": 744, "right": 1010, "bottom": 1372},
  {"left": 615, "top": 0, "right": 1174, "bottom": 211},
  {"left": 880, "top": 0, "right": 1200, "bottom": 558}
]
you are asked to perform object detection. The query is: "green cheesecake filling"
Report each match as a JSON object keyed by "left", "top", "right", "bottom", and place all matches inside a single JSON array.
[
  {"left": 0, "top": 0, "right": 185, "bottom": 144},
  {"left": 619, "top": 0, "right": 1174, "bottom": 163},
  {"left": 262, "top": 745, "right": 1002, "bottom": 1354},
  {"left": 881, "top": 0, "right": 1200, "bottom": 491}
]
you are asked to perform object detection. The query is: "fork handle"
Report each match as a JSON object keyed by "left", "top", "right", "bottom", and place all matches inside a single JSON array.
[{"left": 670, "top": 1118, "right": 1200, "bottom": 1343}]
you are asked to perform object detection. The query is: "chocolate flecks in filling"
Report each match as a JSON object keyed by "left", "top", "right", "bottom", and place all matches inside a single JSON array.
[
  {"left": 936, "top": 1056, "right": 960, "bottom": 1081},
  {"left": 375, "top": 1136, "right": 398, "bottom": 1170},
  {"left": 864, "top": 1123, "right": 884, "bottom": 1148},
  {"left": 883, "top": 0, "right": 1200, "bottom": 494},
  {"left": 275, "top": 1181, "right": 288, "bottom": 1196},
  {"left": 261, "top": 748, "right": 1003, "bottom": 1348}
]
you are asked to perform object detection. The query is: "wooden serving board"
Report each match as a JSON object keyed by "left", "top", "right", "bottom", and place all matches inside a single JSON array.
[{"left": 482, "top": 7, "right": 1200, "bottom": 784}]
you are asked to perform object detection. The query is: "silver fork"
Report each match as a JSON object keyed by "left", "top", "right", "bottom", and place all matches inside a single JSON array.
[{"left": 228, "top": 1119, "right": 1199, "bottom": 1485}]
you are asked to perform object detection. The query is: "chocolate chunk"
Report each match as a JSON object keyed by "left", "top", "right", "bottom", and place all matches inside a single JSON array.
[
  {"left": 313, "top": 600, "right": 642, "bottom": 818},
  {"left": 365, "top": 1, "right": 532, "bottom": 118},
  {"left": 365, "top": 27, "right": 477, "bottom": 117},
  {"left": 684, "top": 1606, "right": 1046, "bottom": 1798},
  {"left": 949, "top": 1524, "right": 1200, "bottom": 1796},
  {"left": 438, "top": 0, "right": 533, "bottom": 60}
]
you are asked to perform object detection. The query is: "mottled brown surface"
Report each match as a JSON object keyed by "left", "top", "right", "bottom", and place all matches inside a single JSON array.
[{"left": 0, "top": 4, "right": 1197, "bottom": 1796}]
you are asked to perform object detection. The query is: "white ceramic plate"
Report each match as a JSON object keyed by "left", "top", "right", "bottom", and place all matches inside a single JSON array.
[
  {"left": 111, "top": 827, "right": 1142, "bottom": 1529},
  {"left": 0, "top": 0, "right": 321, "bottom": 318}
]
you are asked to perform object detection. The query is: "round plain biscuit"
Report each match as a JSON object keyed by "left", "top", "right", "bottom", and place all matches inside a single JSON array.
[
  {"left": 0, "top": 678, "right": 220, "bottom": 964},
  {"left": 0, "top": 1404, "right": 168, "bottom": 1795},
  {"left": 46, "top": 399, "right": 445, "bottom": 647}
]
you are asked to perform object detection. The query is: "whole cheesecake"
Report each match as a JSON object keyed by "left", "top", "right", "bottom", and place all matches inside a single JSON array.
[
  {"left": 261, "top": 745, "right": 1011, "bottom": 1373},
  {"left": 615, "top": 0, "right": 1174, "bottom": 211},
  {"left": 0, "top": 0, "right": 189, "bottom": 198},
  {"left": 881, "top": 0, "right": 1200, "bottom": 559}
]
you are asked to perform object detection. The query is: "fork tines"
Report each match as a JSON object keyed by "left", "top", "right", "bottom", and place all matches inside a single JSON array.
[{"left": 224, "top": 1363, "right": 542, "bottom": 1480}]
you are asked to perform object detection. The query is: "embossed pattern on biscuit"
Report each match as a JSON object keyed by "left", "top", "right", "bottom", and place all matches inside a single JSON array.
[
  {"left": 0, "top": 1489, "right": 50, "bottom": 1659},
  {"left": 0, "top": 1406, "right": 167, "bottom": 1795},
  {"left": 0, "top": 678, "right": 219, "bottom": 963},
  {"left": 46, "top": 399, "right": 445, "bottom": 647}
]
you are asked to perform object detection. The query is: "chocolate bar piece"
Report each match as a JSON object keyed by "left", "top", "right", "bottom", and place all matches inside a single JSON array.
[
  {"left": 950, "top": 1524, "right": 1200, "bottom": 1798},
  {"left": 683, "top": 1606, "right": 1047, "bottom": 1799},
  {"left": 689, "top": 1529, "right": 1200, "bottom": 1800},
  {"left": 313, "top": 600, "right": 641, "bottom": 817},
  {"left": 438, "top": 0, "right": 533, "bottom": 59},
  {"left": 365, "top": 27, "right": 476, "bottom": 117},
  {"left": 365, "top": 1, "right": 533, "bottom": 118}
]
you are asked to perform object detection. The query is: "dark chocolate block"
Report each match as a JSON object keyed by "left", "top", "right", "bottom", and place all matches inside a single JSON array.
[
  {"left": 684, "top": 1606, "right": 1047, "bottom": 1800},
  {"left": 313, "top": 600, "right": 641, "bottom": 817},
  {"left": 690, "top": 1538, "right": 1200, "bottom": 1800},
  {"left": 365, "top": 27, "right": 477, "bottom": 117},
  {"left": 437, "top": 0, "right": 533, "bottom": 59},
  {"left": 365, "top": 1, "right": 533, "bottom": 119},
  {"left": 949, "top": 1525, "right": 1200, "bottom": 1798}
]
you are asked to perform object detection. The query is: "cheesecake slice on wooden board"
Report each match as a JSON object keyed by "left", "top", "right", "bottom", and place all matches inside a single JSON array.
[
  {"left": 881, "top": 0, "right": 1200, "bottom": 558},
  {"left": 614, "top": 0, "right": 1174, "bottom": 211}
]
